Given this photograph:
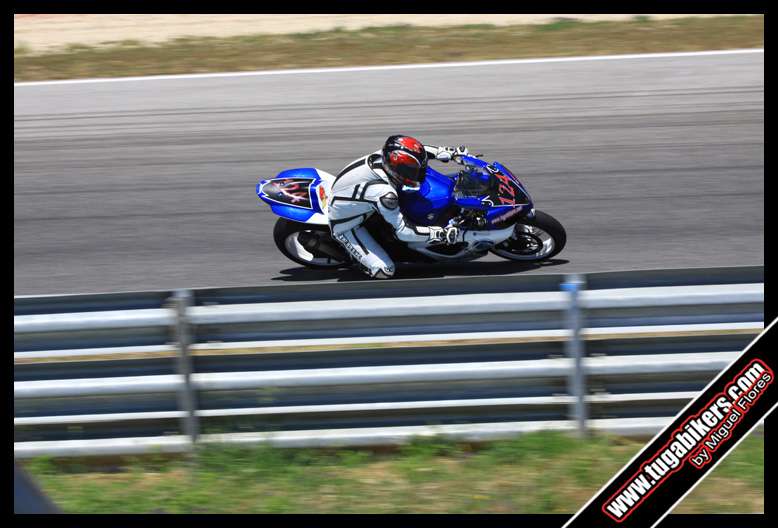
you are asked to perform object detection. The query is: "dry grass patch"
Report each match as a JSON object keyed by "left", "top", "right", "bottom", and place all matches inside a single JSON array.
[
  {"left": 23, "top": 430, "right": 762, "bottom": 513},
  {"left": 15, "top": 16, "right": 763, "bottom": 82}
]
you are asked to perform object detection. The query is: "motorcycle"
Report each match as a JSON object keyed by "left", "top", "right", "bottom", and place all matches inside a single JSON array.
[{"left": 255, "top": 152, "right": 566, "bottom": 272}]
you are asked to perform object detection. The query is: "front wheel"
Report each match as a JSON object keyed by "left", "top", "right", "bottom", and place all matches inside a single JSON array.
[
  {"left": 490, "top": 210, "right": 567, "bottom": 261},
  {"left": 273, "top": 218, "right": 348, "bottom": 269}
]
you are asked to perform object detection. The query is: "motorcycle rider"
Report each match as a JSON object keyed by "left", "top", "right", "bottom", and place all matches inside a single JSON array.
[{"left": 328, "top": 135, "right": 470, "bottom": 279}]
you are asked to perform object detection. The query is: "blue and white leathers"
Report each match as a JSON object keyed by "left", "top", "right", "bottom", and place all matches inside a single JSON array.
[{"left": 327, "top": 150, "right": 446, "bottom": 278}]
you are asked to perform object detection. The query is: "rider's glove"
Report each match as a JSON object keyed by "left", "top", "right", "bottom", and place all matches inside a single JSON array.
[
  {"left": 435, "top": 146, "right": 456, "bottom": 163},
  {"left": 454, "top": 145, "right": 470, "bottom": 157},
  {"left": 450, "top": 146, "right": 470, "bottom": 164},
  {"left": 428, "top": 227, "right": 445, "bottom": 244},
  {"left": 435, "top": 146, "right": 470, "bottom": 163},
  {"left": 445, "top": 225, "right": 463, "bottom": 245},
  {"left": 429, "top": 225, "right": 462, "bottom": 245}
]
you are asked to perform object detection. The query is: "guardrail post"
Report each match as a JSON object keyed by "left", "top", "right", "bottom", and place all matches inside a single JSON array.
[
  {"left": 170, "top": 289, "right": 199, "bottom": 449},
  {"left": 562, "top": 274, "right": 588, "bottom": 437}
]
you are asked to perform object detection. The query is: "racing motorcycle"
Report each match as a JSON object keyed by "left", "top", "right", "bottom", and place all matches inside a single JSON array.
[{"left": 255, "top": 152, "right": 566, "bottom": 272}]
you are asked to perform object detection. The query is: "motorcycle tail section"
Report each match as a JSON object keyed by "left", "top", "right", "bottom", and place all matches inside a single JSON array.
[{"left": 256, "top": 168, "right": 335, "bottom": 225}]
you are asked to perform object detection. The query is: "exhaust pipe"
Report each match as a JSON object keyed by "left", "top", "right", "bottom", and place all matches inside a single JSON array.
[{"left": 297, "top": 231, "right": 347, "bottom": 261}]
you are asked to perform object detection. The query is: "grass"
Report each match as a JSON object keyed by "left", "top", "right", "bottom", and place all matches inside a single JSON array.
[
  {"left": 14, "top": 16, "right": 763, "bottom": 82},
  {"left": 22, "top": 430, "right": 763, "bottom": 513}
]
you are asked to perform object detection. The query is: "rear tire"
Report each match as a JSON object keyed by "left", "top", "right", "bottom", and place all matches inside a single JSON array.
[
  {"left": 490, "top": 210, "right": 566, "bottom": 261},
  {"left": 273, "top": 218, "right": 347, "bottom": 269}
]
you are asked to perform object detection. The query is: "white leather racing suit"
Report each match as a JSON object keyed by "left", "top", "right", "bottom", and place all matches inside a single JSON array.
[{"left": 328, "top": 146, "right": 452, "bottom": 279}]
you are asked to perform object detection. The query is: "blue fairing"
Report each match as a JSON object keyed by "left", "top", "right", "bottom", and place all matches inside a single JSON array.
[
  {"left": 398, "top": 167, "right": 455, "bottom": 226},
  {"left": 269, "top": 203, "right": 317, "bottom": 222},
  {"left": 399, "top": 156, "right": 533, "bottom": 226}
]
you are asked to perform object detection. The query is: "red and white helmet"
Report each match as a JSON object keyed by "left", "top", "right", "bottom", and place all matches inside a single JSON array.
[{"left": 382, "top": 135, "right": 428, "bottom": 190}]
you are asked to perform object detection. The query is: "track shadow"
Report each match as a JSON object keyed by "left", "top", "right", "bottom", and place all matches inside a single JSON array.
[{"left": 271, "top": 258, "right": 570, "bottom": 282}]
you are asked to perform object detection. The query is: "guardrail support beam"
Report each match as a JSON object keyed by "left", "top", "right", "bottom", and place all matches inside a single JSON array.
[
  {"left": 562, "top": 274, "right": 588, "bottom": 437},
  {"left": 170, "top": 289, "right": 199, "bottom": 449}
]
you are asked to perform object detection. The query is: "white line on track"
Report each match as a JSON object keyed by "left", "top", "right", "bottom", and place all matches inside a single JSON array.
[{"left": 14, "top": 48, "right": 764, "bottom": 88}]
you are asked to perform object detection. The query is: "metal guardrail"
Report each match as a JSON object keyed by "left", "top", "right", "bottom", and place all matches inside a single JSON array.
[
  {"left": 13, "top": 266, "right": 764, "bottom": 457},
  {"left": 14, "top": 265, "right": 763, "bottom": 315},
  {"left": 14, "top": 283, "right": 763, "bottom": 351}
]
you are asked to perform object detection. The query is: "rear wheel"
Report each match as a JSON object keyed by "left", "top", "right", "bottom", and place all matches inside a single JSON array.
[
  {"left": 490, "top": 210, "right": 566, "bottom": 261},
  {"left": 273, "top": 218, "right": 348, "bottom": 269}
]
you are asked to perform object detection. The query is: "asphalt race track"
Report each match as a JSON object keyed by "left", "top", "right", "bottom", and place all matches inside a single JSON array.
[{"left": 14, "top": 51, "right": 764, "bottom": 295}]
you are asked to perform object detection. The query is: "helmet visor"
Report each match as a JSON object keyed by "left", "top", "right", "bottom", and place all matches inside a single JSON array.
[{"left": 386, "top": 151, "right": 427, "bottom": 189}]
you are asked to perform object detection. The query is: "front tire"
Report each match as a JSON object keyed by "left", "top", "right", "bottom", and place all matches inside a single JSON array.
[
  {"left": 490, "top": 210, "right": 566, "bottom": 261},
  {"left": 273, "top": 218, "right": 347, "bottom": 269}
]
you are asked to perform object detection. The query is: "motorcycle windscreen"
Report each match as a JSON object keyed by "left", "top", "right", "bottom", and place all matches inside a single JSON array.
[{"left": 454, "top": 168, "right": 529, "bottom": 207}]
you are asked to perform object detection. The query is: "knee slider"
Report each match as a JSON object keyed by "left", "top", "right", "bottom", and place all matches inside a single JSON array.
[{"left": 372, "top": 265, "right": 395, "bottom": 279}]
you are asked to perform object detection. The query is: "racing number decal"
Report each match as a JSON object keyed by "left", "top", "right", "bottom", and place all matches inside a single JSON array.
[{"left": 486, "top": 165, "right": 517, "bottom": 206}]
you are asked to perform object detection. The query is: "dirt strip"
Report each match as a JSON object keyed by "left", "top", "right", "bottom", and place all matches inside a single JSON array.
[{"left": 14, "top": 14, "right": 748, "bottom": 53}]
